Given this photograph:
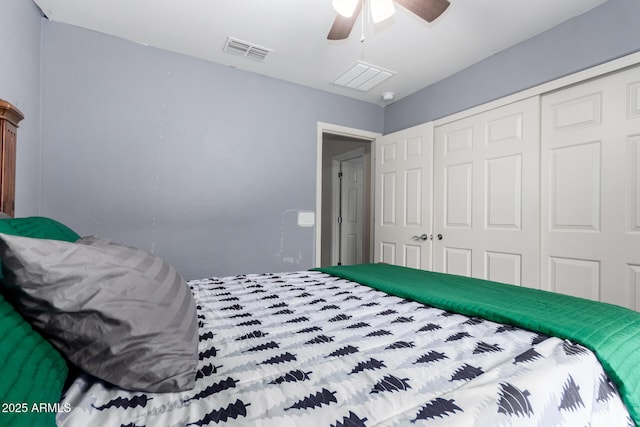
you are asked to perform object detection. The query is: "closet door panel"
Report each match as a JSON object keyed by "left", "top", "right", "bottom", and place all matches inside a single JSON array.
[
  {"left": 445, "top": 247, "right": 472, "bottom": 276},
  {"left": 485, "top": 251, "right": 521, "bottom": 286},
  {"left": 541, "top": 65, "right": 640, "bottom": 309},
  {"left": 445, "top": 162, "right": 472, "bottom": 228},
  {"left": 549, "top": 141, "right": 601, "bottom": 231},
  {"left": 629, "top": 136, "right": 640, "bottom": 233},
  {"left": 374, "top": 122, "right": 433, "bottom": 269},
  {"left": 433, "top": 97, "right": 540, "bottom": 288},
  {"left": 486, "top": 154, "right": 522, "bottom": 229},
  {"left": 548, "top": 256, "right": 601, "bottom": 301}
]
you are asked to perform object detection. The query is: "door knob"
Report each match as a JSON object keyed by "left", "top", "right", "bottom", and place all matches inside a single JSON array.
[
  {"left": 412, "top": 234, "right": 429, "bottom": 241},
  {"left": 437, "top": 234, "right": 443, "bottom": 240}
]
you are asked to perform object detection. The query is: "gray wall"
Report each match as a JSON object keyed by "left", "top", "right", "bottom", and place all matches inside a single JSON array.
[
  {"left": 0, "top": 0, "right": 44, "bottom": 215},
  {"left": 7, "top": 0, "right": 640, "bottom": 279},
  {"left": 385, "top": 0, "right": 640, "bottom": 133},
  {"left": 39, "top": 22, "right": 384, "bottom": 279}
]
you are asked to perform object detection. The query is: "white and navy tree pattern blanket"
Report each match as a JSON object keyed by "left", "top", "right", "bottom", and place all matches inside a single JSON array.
[{"left": 58, "top": 271, "right": 633, "bottom": 426}]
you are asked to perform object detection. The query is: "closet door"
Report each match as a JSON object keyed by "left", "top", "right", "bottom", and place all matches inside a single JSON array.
[
  {"left": 433, "top": 97, "right": 540, "bottom": 287},
  {"left": 374, "top": 122, "right": 433, "bottom": 269},
  {"left": 541, "top": 65, "right": 640, "bottom": 309}
]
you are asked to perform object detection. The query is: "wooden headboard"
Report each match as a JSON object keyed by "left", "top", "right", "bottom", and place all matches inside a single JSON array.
[{"left": 0, "top": 99, "right": 24, "bottom": 217}]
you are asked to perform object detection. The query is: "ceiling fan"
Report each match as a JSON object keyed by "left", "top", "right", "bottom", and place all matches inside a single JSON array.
[{"left": 327, "top": 0, "right": 450, "bottom": 40}]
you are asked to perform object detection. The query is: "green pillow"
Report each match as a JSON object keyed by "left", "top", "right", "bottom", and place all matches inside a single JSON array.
[
  {"left": 0, "top": 217, "right": 75, "bottom": 425},
  {"left": 0, "top": 293, "right": 68, "bottom": 427},
  {"left": 0, "top": 217, "right": 80, "bottom": 278},
  {"left": 0, "top": 217, "right": 80, "bottom": 242}
]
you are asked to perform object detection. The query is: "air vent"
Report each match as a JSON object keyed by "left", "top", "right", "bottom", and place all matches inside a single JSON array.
[
  {"left": 333, "top": 61, "right": 395, "bottom": 91},
  {"left": 223, "top": 37, "right": 271, "bottom": 61}
]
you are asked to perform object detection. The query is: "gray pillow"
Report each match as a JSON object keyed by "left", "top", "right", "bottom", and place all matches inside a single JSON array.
[{"left": 0, "top": 233, "right": 198, "bottom": 392}]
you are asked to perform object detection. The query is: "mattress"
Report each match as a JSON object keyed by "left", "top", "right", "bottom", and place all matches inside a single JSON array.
[{"left": 57, "top": 270, "right": 632, "bottom": 426}]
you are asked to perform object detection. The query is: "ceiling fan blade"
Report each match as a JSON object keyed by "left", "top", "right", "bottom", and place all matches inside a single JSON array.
[
  {"left": 327, "top": 0, "right": 363, "bottom": 40},
  {"left": 395, "top": 0, "right": 450, "bottom": 22}
]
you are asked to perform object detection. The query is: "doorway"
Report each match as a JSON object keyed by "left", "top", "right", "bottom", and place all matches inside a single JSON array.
[{"left": 316, "top": 123, "right": 379, "bottom": 267}]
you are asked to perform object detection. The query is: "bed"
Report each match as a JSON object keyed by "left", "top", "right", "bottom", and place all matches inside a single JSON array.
[{"left": 0, "top": 217, "right": 638, "bottom": 427}]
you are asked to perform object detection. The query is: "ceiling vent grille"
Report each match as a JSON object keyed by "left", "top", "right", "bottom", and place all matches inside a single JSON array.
[
  {"left": 223, "top": 37, "right": 271, "bottom": 61},
  {"left": 333, "top": 61, "right": 395, "bottom": 91}
]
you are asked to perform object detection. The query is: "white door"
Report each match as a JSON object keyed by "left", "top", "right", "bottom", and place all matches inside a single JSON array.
[
  {"left": 338, "top": 156, "right": 365, "bottom": 265},
  {"left": 374, "top": 122, "right": 433, "bottom": 269},
  {"left": 540, "top": 65, "right": 640, "bottom": 309},
  {"left": 433, "top": 97, "right": 540, "bottom": 287}
]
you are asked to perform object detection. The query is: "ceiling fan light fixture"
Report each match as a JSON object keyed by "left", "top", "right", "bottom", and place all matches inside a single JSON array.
[
  {"left": 327, "top": 0, "right": 449, "bottom": 40},
  {"left": 370, "top": 0, "right": 395, "bottom": 23},
  {"left": 332, "top": 0, "right": 359, "bottom": 18}
]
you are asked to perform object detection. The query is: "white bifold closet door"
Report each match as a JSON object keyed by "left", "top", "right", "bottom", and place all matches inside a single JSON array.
[
  {"left": 433, "top": 97, "right": 541, "bottom": 288},
  {"left": 540, "top": 65, "right": 640, "bottom": 309},
  {"left": 374, "top": 122, "right": 433, "bottom": 270}
]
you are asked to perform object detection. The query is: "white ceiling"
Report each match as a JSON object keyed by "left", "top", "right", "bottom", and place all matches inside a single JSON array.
[{"left": 32, "top": 0, "right": 608, "bottom": 106}]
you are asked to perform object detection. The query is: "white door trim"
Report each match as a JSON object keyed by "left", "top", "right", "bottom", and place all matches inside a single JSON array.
[{"left": 316, "top": 122, "right": 381, "bottom": 267}]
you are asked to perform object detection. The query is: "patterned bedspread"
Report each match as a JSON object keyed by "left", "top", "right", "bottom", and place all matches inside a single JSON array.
[{"left": 57, "top": 271, "right": 633, "bottom": 426}]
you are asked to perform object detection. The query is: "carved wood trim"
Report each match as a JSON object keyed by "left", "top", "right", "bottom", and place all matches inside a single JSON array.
[{"left": 0, "top": 99, "right": 25, "bottom": 128}]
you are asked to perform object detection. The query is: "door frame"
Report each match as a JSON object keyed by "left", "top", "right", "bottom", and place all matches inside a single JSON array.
[
  {"left": 316, "top": 122, "right": 381, "bottom": 267},
  {"left": 331, "top": 147, "right": 366, "bottom": 265}
]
